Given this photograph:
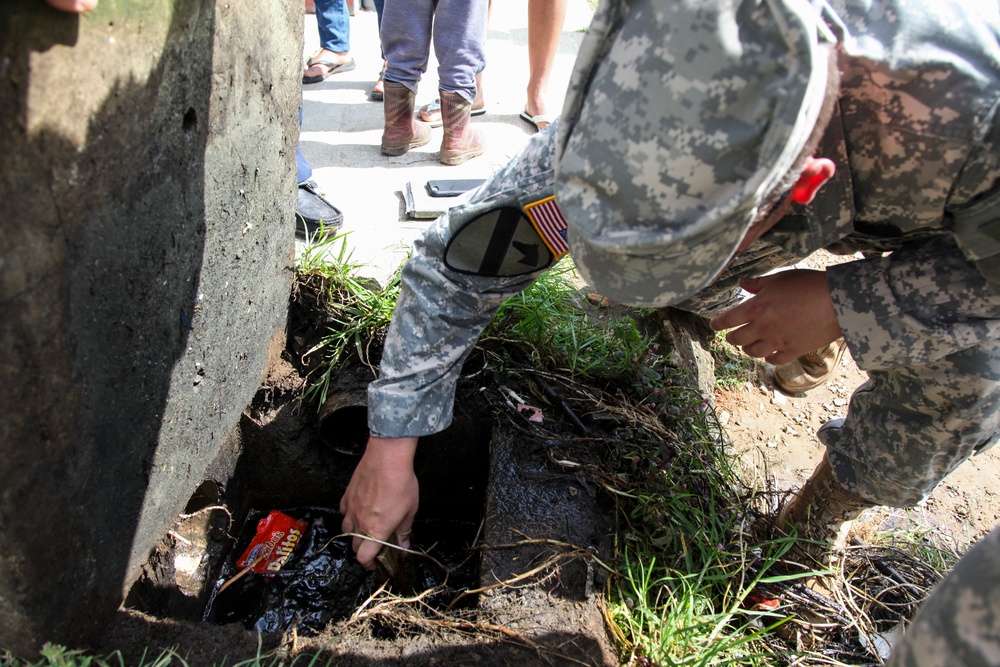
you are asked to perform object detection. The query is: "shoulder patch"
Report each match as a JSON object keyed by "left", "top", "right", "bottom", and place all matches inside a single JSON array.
[{"left": 444, "top": 206, "right": 556, "bottom": 277}]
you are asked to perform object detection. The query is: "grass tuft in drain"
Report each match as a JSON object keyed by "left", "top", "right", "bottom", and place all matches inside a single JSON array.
[{"left": 293, "top": 234, "right": 402, "bottom": 411}]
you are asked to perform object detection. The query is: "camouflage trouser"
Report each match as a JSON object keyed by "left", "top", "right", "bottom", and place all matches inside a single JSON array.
[
  {"left": 885, "top": 524, "right": 1000, "bottom": 666},
  {"left": 683, "top": 242, "right": 1000, "bottom": 507}
]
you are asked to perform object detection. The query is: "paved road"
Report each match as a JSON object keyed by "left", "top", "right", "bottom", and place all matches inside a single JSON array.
[{"left": 299, "top": 0, "right": 594, "bottom": 285}]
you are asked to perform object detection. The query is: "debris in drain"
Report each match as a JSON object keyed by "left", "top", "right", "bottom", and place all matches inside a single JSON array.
[
  {"left": 204, "top": 507, "right": 368, "bottom": 634},
  {"left": 204, "top": 507, "right": 482, "bottom": 635},
  {"left": 235, "top": 510, "right": 309, "bottom": 574},
  {"left": 202, "top": 507, "right": 478, "bottom": 635},
  {"left": 375, "top": 534, "right": 417, "bottom": 595}
]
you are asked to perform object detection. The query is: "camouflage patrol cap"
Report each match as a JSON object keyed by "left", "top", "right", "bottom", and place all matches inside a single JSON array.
[{"left": 556, "top": 0, "right": 834, "bottom": 307}]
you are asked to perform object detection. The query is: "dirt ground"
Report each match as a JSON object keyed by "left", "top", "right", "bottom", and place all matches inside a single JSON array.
[{"left": 715, "top": 338, "right": 1000, "bottom": 554}]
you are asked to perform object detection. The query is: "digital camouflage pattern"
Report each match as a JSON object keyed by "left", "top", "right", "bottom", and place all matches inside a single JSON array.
[
  {"left": 367, "top": 125, "right": 560, "bottom": 438},
  {"left": 369, "top": 0, "right": 1000, "bottom": 507},
  {"left": 886, "top": 525, "right": 1000, "bottom": 667},
  {"left": 370, "top": 2, "right": 1000, "bottom": 652},
  {"left": 555, "top": 0, "right": 834, "bottom": 308}
]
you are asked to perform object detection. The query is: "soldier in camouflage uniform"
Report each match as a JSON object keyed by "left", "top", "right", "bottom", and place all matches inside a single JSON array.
[
  {"left": 339, "top": 0, "right": 1000, "bottom": 658},
  {"left": 885, "top": 524, "right": 1000, "bottom": 667}
]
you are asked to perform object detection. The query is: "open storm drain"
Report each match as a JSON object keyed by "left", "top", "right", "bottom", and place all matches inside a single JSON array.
[{"left": 124, "top": 379, "right": 492, "bottom": 637}]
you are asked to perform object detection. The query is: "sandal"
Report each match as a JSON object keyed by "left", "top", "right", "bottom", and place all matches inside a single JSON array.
[
  {"left": 303, "top": 53, "right": 357, "bottom": 84},
  {"left": 371, "top": 61, "right": 386, "bottom": 101},
  {"left": 519, "top": 110, "right": 556, "bottom": 132},
  {"left": 418, "top": 98, "right": 486, "bottom": 128}
]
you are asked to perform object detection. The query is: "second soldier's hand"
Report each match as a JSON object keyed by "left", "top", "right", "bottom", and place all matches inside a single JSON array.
[
  {"left": 709, "top": 269, "right": 843, "bottom": 365},
  {"left": 339, "top": 436, "right": 419, "bottom": 570}
]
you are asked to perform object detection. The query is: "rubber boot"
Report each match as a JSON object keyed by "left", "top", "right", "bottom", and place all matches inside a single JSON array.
[
  {"left": 438, "top": 90, "right": 485, "bottom": 166},
  {"left": 774, "top": 338, "right": 848, "bottom": 394},
  {"left": 381, "top": 81, "right": 431, "bottom": 157},
  {"left": 778, "top": 454, "right": 874, "bottom": 568}
]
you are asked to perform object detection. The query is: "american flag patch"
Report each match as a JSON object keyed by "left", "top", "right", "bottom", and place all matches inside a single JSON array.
[{"left": 524, "top": 196, "right": 569, "bottom": 258}]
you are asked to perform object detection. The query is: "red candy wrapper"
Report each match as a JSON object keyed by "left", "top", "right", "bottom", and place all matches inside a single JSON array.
[{"left": 236, "top": 510, "right": 310, "bottom": 574}]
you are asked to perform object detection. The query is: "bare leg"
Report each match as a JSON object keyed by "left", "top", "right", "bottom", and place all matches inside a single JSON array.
[{"left": 524, "top": 0, "right": 567, "bottom": 129}]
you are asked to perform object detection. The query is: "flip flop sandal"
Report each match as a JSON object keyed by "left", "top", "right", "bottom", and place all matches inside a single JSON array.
[
  {"left": 370, "top": 73, "right": 385, "bottom": 101},
  {"left": 418, "top": 98, "right": 487, "bottom": 128},
  {"left": 302, "top": 58, "right": 357, "bottom": 84},
  {"left": 520, "top": 111, "right": 556, "bottom": 132}
]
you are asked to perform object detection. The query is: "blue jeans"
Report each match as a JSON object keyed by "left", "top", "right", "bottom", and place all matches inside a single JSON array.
[
  {"left": 315, "top": 0, "right": 350, "bottom": 53},
  {"left": 297, "top": 146, "right": 312, "bottom": 185},
  {"left": 297, "top": 102, "right": 311, "bottom": 184},
  {"left": 380, "top": 0, "right": 488, "bottom": 101}
]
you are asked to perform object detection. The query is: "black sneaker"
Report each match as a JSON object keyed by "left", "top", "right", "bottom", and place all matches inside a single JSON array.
[{"left": 296, "top": 180, "right": 344, "bottom": 239}]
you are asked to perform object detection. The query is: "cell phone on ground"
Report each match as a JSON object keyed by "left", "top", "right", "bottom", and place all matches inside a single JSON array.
[{"left": 425, "top": 179, "right": 487, "bottom": 198}]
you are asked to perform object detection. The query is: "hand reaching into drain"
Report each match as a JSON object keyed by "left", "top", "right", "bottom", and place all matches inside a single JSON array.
[
  {"left": 710, "top": 269, "right": 843, "bottom": 365},
  {"left": 340, "top": 436, "right": 420, "bottom": 569}
]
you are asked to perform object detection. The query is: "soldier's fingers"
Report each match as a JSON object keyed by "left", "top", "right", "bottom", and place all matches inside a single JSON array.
[
  {"left": 395, "top": 516, "right": 415, "bottom": 550},
  {"left": 354, "top": 535, "right": 383, "bottom": 570}
]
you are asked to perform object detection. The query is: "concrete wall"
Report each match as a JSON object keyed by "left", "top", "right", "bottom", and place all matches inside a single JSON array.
[{"left": 0, "top": 0, "right": 300, "bottom": 655}]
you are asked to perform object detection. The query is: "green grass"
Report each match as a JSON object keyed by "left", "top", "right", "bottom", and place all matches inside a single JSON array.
[
  {"left": 710, "top": 332, "right": 761, "bottom": 390},
  {"left": 1, "top": 645, "right": 176, "bottom": 667},
  {"left": 598, "top": 382, "right": 799, "bottom": 665},
  {"left": 294, "top": 232, "right": 402, "bottom": 411},
  {"left": 2, "top": 642, "right": 341, "bottom": 667},
  {"left": 485, "top": 259, "right": 653, "bottom": 381},
  {"left": 870, "top": 523, "right": 963, "bottom": 572}
]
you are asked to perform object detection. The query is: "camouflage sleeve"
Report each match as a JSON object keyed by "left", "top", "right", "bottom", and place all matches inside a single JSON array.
[
  {"left": 367, "top": 127, "right": 560, "bottom": 438},
  {"left": 886, "top": 525, "right": 1000, "bottom": 667},
  {"left": 827, "top": 234, "right": 1000, "bottom": 371}
]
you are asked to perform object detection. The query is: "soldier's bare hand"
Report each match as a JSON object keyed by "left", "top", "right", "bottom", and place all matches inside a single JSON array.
[
  {"left": 44, "top": 0, "right": 98, "bottom": 13},
  {"left": 340, "top": 436, "right": 419, "bottom": 570},
  {"left": 710, "top": 269, "right": 842, "bottom": 365}
]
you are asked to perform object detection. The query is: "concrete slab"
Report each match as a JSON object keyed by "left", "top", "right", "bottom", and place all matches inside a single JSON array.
[{"left": 299, "top": 0, "right": 594, "bottom": 285}]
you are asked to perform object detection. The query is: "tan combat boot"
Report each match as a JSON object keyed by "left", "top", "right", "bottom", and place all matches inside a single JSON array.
[
  {"left": 778, "top": 454, "right": 874, "bottom": 569},
  {"left": 773, "top": 337, "right": 848, "bottom": 394},
  {"left": 381, "top": 81, "right": 431, "bottom": 156},
  {"left": 438, "top": 89, "right": 485, "bottom": 166}
]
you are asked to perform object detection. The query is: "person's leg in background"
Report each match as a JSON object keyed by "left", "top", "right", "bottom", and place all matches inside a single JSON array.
[
  {"left": 370, "top": 0, "right": 386, "bottom": 100},
  {"left": 521, "top": 0, "right": 567, "bottom": 132},
  {"left": 379, "top": 0, "right": 434, "bottom": 155},
  {"left": 295, "top": 104, "right": 343, "bottom": 238},
  {"left": 304, "top": 0, "right": 356, "bottom": 84},
  {"left": 432, "top": 0, "right": 489, "bottom": 164},
  {"left": 418, "top": 0, "right": 490, "bottom": 126}
]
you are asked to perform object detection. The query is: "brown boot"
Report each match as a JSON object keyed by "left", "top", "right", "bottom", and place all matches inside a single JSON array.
[
  {"left": 438, "top": 90, "right": 485, "bottom": 166},
  {"left": 778, "top": 454, "right": 874, "bottom": 568},
  {"left": 381, "top": 81, "right": 431, "bottom": 156},
  {"left": 773, "top": 337, "right": 848, "bottom": 394}
]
